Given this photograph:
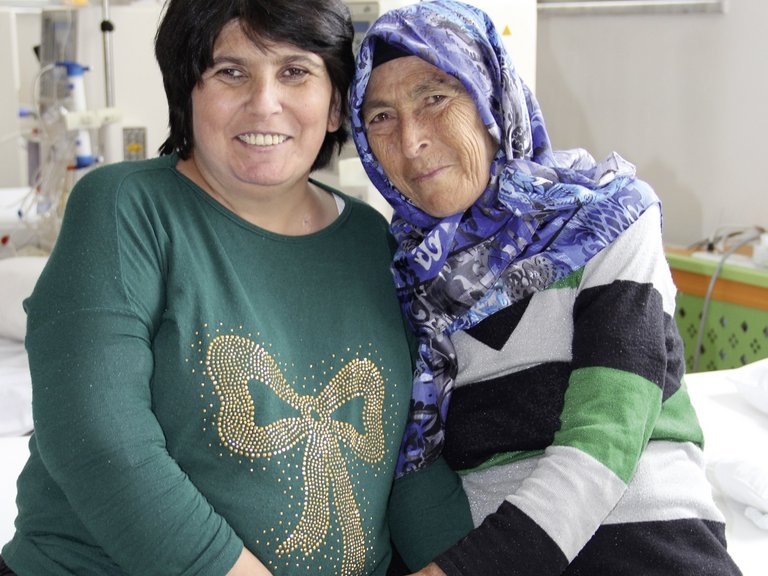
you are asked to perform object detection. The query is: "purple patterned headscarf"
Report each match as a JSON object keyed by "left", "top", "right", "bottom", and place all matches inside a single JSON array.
[{"left": 349, "top": 0, "right": 660, "bottom": 477}]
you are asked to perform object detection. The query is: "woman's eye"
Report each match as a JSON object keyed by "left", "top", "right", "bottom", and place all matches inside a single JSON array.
[
  {"left": 283, "top": 67, "right": 309, "bottom": 79},
  {"left": 367, "top": 112, "right": 390, "bottom": 126},
  {"left": 426, "top": 94, "right": 447, "bottom": 105},
  {"left": 216, "top": 67, "right": 244, "bottom": 79}
]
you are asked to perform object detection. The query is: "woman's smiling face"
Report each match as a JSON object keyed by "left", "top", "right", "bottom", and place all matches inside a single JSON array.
[
  {"left": 362, "top": 55, "right": 497, "bottom": 218},
  {"left": 189, "top": 19, "right": 341, "bottom": 198}
]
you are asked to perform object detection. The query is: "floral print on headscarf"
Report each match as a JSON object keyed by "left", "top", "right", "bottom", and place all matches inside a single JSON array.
[{"left": 350, "top": 0, "right": 660, "bottom": 476}]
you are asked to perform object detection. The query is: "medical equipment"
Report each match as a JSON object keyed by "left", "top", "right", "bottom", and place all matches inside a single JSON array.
[
  {"left": 1, "top": 1, "right": 165, "bottom": 255},
  {"left": 59, "top": 60, "right": 96, "bottom": 169},
  {"left": 16, "top": 8, "right": 88, "bottom": 253}
]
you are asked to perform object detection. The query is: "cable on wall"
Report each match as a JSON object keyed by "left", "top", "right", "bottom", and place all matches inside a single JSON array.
[{"left": 692, "top": 226, "right": 764, "bottom": 372}]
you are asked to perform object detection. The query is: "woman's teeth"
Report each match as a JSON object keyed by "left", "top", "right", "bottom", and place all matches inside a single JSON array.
[{"left": 238, "top": 133, "right": 287, "bottom": 146}]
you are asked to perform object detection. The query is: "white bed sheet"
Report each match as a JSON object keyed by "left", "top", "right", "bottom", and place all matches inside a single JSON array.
[
  {"left": 0, "top": 366, "right": 766, "bottom": 571},
  {"left": 0, "top": 436, "right": 28, "bottom": 548},
  {"left": 0, "top": 338, "right": 32, "bottom": 438},
  {"left": 686, "top": 368, "right": 768, "bottom": 576},
  {"left": 0, "top": 334, "right": 32, "bottom": 549}
]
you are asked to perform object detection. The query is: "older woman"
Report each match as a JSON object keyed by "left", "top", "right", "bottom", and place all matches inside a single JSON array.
[
  {"left": 351, "top": 1, "right": 742, "bottom": 575},
  {"left": 0, "top": 1, "right": 471, "bottom": 575}
]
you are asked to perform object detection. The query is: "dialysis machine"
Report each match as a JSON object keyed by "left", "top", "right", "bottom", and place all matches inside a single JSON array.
[{"left": 0, "top": 1, "right": 166, "bottom": 253}]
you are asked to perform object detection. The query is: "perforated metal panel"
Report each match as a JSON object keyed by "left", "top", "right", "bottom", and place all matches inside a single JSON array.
[{"left": 675, "top": 292, "right": 768, "bottom": 372}]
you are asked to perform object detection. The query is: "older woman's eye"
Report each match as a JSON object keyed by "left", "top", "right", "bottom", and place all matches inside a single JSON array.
[
  {"left": 368, "top": 112, "right": 391, "bottom": 125},
  {"left": 426, "top": 94, "right": 447, "bottom": 106}
]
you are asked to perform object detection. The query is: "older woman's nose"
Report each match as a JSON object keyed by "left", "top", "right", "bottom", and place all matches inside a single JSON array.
[{"left": 399, "top": 118, "right": 429, "bottom": 158}]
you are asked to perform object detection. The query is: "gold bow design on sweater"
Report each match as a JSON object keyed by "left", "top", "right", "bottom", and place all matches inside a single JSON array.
[{"left": 206, "top": 334, "right": 385, "bottom": 576}]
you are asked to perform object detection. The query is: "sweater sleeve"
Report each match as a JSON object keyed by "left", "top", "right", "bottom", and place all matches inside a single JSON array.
[
  {"left": 388, "top": 457, "right": 474, "bottom": 571},
  {"left": 436, "top": 206, "right": 680, "bottom": 575},
  {"left": 24, "top": 168, "right": 243, "bottom": 575}
]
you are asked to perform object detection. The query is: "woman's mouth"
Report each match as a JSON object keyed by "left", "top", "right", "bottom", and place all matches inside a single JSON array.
[
  {"left": 237, "top": 133, "right": 288, "bottom": 146},
  {"left": 412, "top": 166, "right": 446, "bottom": 183}
]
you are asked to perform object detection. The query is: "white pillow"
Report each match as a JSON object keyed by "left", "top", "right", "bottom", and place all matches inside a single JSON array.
[
  {"left": 0, "top": 256, "right": 48, "bottom": 341},
  {"left": 727, "top": 358, "right": 768, "bottom": 415},
  {"left": 712, "top": 458, "right": 768, "bottom": 530},
  {"left": 0, "top": 348, "right": 33, "bottom": 436},
  {"left": 713, "top": 458, "right": 768, "bottom": 513}
]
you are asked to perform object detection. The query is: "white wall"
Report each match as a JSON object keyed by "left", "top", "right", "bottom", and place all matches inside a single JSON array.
[
  {"left": 0, "top": 9, "right": 34, "bottom": 188},
  {"left": 536, "top": 0, "right": 768, "bottom": 247},
  {"left": 463, "top": 0, "right": 538, "bottom": 92}
]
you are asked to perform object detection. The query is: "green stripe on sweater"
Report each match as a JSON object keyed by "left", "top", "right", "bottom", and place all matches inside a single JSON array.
[
  {"left": 548, "top": 267, "right": 583, "bottom": 290},
  {"left": 554, "top": 366, "right": 661, "bottom": 484},
  {"left": 651, "top": 379, "right": 705, "bottom": 447},
  {"left": 457, "top": 449, "right": 546, "bottom": 475}
]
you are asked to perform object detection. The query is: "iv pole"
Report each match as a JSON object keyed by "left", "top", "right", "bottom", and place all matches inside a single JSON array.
[
  {"left": 99, "top": 0, "right": 123, "bottom": 163},
  {"left": 101, "top": 0, "right": 115, "bottom": 108}
]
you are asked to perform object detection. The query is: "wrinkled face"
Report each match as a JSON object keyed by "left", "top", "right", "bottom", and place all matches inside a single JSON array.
[
  {"left": 190, "top": 20, "right": 340, "bottom": 197},
  {"left": 362, "top": 56, "right": 497, "bottom": 218}
]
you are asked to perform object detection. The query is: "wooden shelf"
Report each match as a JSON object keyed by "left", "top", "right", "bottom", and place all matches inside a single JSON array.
[{"left": 665, "top": 247, "right": 768, "bottom": 311}]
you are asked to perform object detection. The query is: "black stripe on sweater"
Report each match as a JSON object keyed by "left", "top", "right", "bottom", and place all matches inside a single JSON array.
[
  {"left": 662, "top": 312, "right": 685, "bottom": 401},
  {"left": 436, "top": 501, "right": 568, "bottom": 576},
  {"left": 443, "top": 363, "right": 571, "bottom": 470},
  {"left": 464, "top": 295, "right": 533, "bottom": 351},
  {"left": 573, "top": 280, "right": 669, "bottom": 390},
  {"left": 437, "top": 503, "right": 740, "bottom": 576},
  {"left": 566, "top": 518, "right": 741, "bottom": 576}
]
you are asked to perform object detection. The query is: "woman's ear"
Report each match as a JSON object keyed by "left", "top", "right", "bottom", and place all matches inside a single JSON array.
[{"left": 327, "top": 91, "right": 342, "bottom": 132}]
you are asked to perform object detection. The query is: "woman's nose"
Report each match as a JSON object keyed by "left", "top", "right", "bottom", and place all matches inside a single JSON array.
[
  {"left": 399, "top": 118, "right": 429, "bottom": 158},
  {"left": 245, "top": 78, "right": 282, "bottom": 116}
]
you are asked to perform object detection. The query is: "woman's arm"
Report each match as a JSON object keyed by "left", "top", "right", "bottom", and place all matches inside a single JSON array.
[
  {"left": 226, "top": 548, "right": 273, "bottom": 576},
  {"left": 26, "top": 169, "right": 244, "bottom": 575},
  {"left": 388, "top": 457, "right": 473, "bottom": 571},
  {"left": 409, "top": 563, "right": 446, "bottom": 576},
  {"left": 429, "top": 207, "right": 679, "bottom": 575}
]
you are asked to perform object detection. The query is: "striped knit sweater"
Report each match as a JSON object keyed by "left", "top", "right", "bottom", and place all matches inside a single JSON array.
[{"left": 433, "top": 205, "right": 742, "bottom": 575}]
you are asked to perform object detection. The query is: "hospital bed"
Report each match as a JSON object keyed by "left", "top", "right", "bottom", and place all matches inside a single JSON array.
[
  {"left": 0, "top": 187, "right": 42, "bottom": 439},
  {"left": 0, "top": 255, "right": 39, "bottom": 440},
  {"left": 1, "top": 264, "right": 766, "bottom": 571}
]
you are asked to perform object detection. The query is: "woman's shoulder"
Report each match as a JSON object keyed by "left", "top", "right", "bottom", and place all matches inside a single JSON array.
[
  {"left": 57, "top": 155, "right": 192, "bottom": 250},
  {"left": 580, "top": 203, "right": 668, "bottom": 291},
  {"left": 312, "top": 178, "right": 392, "bottom": 231},
  {"left": 65, "top": 155, "right": 189, "bottom": 218},
  {"left": 74, "top": 155, "right": 179, "bottom": 192},
  {"left": 346, "top": 193, "right": 388, "bottom": 222}
]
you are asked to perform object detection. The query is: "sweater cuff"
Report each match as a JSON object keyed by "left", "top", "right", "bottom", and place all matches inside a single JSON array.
[
  {"left": 389, "top": 456, "right": 473, "bottom": 570},
  {"left": 434, "top": 501, "right": 568, "bottom": 576}
]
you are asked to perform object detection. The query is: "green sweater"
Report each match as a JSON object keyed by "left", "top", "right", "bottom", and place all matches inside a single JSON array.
[{"left": 2, "top": 155, "right": 469, "bottom": 575}]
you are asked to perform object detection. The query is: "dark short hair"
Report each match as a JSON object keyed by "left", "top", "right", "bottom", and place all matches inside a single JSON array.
[{"left": 154, "top": 0, "right": 354, "bottom": 171}]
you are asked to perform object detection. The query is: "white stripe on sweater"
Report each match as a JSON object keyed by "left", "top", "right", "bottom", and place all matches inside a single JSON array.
[{"left": 461, "top": 441, "right": 723, "bottom": 562}]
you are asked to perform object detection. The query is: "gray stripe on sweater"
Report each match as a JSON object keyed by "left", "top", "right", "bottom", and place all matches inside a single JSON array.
[{"left": 461, "top": 441, "right": 723, "bottom": 562}]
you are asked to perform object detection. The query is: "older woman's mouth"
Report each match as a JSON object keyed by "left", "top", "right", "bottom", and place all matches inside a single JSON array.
[
  {"left": 237, "top": 133, "right": 288, "bottom": 146},
  {"left": 412, "top": 166, "right": 447, "bottom": 183}
]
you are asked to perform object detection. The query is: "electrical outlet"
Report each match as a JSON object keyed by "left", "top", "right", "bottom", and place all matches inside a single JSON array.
[{"left": 123, "top": 127, "right": 147, "bottom": 161}]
